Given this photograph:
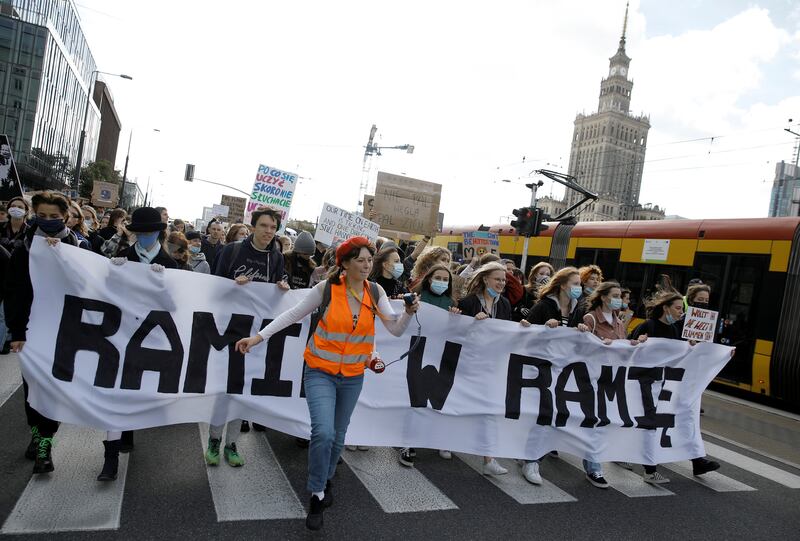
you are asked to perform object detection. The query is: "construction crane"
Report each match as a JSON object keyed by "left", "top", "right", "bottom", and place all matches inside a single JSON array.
[{"left": 357, "top": 124, "right": 414, "bottom": 210}]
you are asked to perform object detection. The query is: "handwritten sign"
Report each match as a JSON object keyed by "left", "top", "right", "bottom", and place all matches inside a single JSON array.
[
  {"left": 463, "top": 231, "right": 499, "bottom": 260},
  {"left": 211, "top": 204, "right": 229, "bottom": 218},
  {"left": 246, "top": 164, "right": 298, "bottom": 232},
  {"left": 642, "top": 239, "right": 670, "bottom": 262},
  {"left": 372, "top": 172, "right": 442, "bottom": 236},
  {"left": 315, "top": 202, "right": 381, "bottom": 247},
  {"left": 91, "top": 181, "right": 119, "bottom": 208},
  {"left": 681, "top": 306, "right": 719, "bottom": 343}
]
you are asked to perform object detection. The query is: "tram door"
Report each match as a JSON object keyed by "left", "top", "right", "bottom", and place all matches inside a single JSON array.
[{"left": 692, "top": 254, "right": 769, "bottom": 386}]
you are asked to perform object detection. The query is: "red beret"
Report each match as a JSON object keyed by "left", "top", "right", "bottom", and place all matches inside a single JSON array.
[{"left": 335, "top": 236, "right": 371, "bottom": 266}]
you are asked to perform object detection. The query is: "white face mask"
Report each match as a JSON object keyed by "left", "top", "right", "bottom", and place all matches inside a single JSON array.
[
  {"left": 8, "top": 207, "right": 26, "bottom": 219},
  {"left": 84, "top": 219, "right": 93, "bottom": 229}
]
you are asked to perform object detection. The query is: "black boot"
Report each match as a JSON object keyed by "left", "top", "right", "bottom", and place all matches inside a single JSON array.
[
  {"left": 25, "top": 426, "right": 41, "bottom": 460},
  {"left": 119, "top": 430, "right": 134, "bottom": 453},
  {"left": 692, "top": 457, "right": 720, "bottom": 476},
  {"left": 240, "top": 420, "right": 250, "bottom": 433},
  {"left": 98, "top": 440, "right": 120, "bottom": 481},
  {"left": 32, "top": 436, "right": 54, "bottom": 474},
  {"left": 305, "top": 494, "right": 324, "bottom": 531},
  {"left": 322, "top": 480, "right": 333, "bottom": 508}
]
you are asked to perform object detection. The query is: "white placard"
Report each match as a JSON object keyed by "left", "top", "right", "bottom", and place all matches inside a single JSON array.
[
  {"left": 681, "top": 306, "right": 719, "bottom": 343},
  {"left": 642, "top": 239, "right": 670, "bottom": 262},
  {"left": 314, "top": 202, "right": 381, "bottom": 247},
  {"left": 211, "top": 204, "right": 229, "bottom": 218}
]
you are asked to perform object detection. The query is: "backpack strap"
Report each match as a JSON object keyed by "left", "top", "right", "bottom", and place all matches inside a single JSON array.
[
  {"left": 307, "top": 281, "right": 333, "bottom": 343},
  {"left": 585, "top": 312, "right": 597, "bottom": 333},
  {"left": 226, "top": 241, "right": 243, "bottom": 278},
  {"left": 368, "top": 281, "right": 381, "bottom": 318}
]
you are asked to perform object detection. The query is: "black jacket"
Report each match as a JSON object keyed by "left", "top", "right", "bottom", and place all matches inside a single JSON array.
[
  {"left": 119, "top": 245, "right": 178, "bottom": 268},
  {"left": 91, "top": 225, "right": 118, "bottom": 254},
  {"left": 458, "top": 293, "right": 512, "bottom": 321},
  {"left": 284, "top": 252, "right": 314, "bottom": 290},
  {"left": 201, "top": 237, "right": 225, "bottom": 269},
  {"left": 0, "top": 220, "right": 28, "bottom": 253},
  {"left": 0, "top": 243, "right": 9, "bottom": 304},
  {"left": 630, "top": 318, "right": 682, "bottom": 340},
  {"left": 212, "top": 235, "right": 284, "bottom": 283},
  {"left": 373, "top": 274, "right": 408, "bottom": 298},
  {"left": 5, "top": 229, "right": 79, "bottom": 342},
  {"left": 526, "top": 295, "right": 578, "bottom": 326}
]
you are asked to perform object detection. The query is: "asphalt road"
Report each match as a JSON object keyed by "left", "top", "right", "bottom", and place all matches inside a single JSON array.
[{"left": 1, "top": 353, "right": 799, "bottom": 540}]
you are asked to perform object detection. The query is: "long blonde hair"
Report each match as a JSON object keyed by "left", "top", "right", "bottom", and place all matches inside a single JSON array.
[
  {"left": 465, "top": 262, "right": 506, "bottom": 297},
  {"left": 538, "top": 266, "right": 579, "bottom": 299}
]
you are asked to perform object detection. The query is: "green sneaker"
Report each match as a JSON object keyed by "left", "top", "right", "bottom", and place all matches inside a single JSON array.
[
  {"left": 205, "top": 437, "right": 221, "bottom": 466},
  {"left": 224, "top": 443, "right": 244, "bottom": 467}
]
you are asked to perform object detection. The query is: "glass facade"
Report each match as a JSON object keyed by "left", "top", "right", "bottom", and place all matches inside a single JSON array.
[
  {"left": 0, "top": 0, "right": 99, "bottom": 190},
  {"left": 768, "top": 161, "right": 799, "bottom": 217}
]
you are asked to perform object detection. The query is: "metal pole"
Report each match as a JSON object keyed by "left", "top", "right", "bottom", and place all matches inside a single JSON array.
[
  {"left": 519, "top": 182, "right": 540, "bottom": 274},
  {"left": 73, "top": 70, "right": 97, "bottom": 191},
  {"left": 121, "top": 131, "right": 132, "bottom": 209}
]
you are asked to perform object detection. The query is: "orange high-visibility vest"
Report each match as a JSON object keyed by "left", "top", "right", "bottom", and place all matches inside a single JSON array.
[{"left": 304, "top": 280, "right": 376, "bottom": 377}]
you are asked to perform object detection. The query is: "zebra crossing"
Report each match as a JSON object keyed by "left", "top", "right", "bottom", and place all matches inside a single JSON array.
[{"left": 1, "top": 419, "right": 799, "bottom": 536}]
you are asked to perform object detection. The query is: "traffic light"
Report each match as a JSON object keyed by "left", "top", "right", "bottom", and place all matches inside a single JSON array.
[
  {"left": 511, "top": 207, "right": 535, "bottom": 236},
  {"left": 184, "top": 164, "right": 195, "bottom": 182},
  {"left": 532, "top": 207, "right": 550, "bottom": 237}
]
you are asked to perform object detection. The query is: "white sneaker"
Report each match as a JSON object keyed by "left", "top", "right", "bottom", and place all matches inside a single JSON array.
[
  {"left": 345, "top": 445, "right": 357, "bottom": 451},
  {"left": 521, "top": 461, "right": 542, "bottom": 485},
  {"left": 438, "top": 450, "right": 452, "bottom": 460},
  {"left": 482, "top": 459, "right": 508, "bottom": 476},
  {"left": 643, "top": 471, "right": 670, "bottom": 484}
]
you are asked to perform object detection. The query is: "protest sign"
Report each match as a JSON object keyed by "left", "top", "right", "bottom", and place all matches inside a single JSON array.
[
  {"left": 91, "top": 181, "right": 119, "bottom": 207},
  {"left": 246, "top": 164, "right": 298, "bottom": 231},
  {"left": 0, "top": 134, "right": 22, "bottom": 201},
  {"left": 681, "top": 306, "right": 719, "bottom": 343},
  {"left": 211, "top": 204, "right": 229, "bottom": 218},
  {"left": 463, "top": 231, "right": 499, "bottom": 259},
  {"left": 221, "top": 195, "right": 246, "bottom": 224},
  {"left": 372, "top": 172, "right": 442, "bottom": 236},
  {"left": 315, "top": 202, "right": 380, "bottom": 247},
  {"left": 22, "top": 238, "right": 732, "bottom": 464},
  {"left": 202, "top": 206, "right": 215, "bottom": 222}
]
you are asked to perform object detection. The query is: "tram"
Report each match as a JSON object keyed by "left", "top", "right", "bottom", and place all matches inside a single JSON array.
[{"left": 430, "top": 217, "right": 800, "bottom": 409}]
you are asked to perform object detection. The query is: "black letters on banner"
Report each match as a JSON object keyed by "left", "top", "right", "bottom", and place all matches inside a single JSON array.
[
  {"left": 628, "top": 367, "right": 663, "bottom": 429},
  {"left": 251, "top": 319, "right": 301, "bottom": 397},
  {"left": 406, "top": 337, "right": 460, "bottom": 410},
  {"left": 554, "top": 362, "right": 597, "bottom": 428},
  {"left": 52, "top": 295, "right": 121, "bottom": 388},
  {"left": 656, "top": 367, "right": 684, "bottom": 447},
  {"left": 596, "top": 366, "right": 634, "bottom": 427},
  {"left": 121, "top": 311, "right": 184, "bottom": 393},
  {"left": 505, "top": 354, "right": 553, "bottom": 425},
  {"left": 183, "top": 313, "right": 254, "bottom": 394}
]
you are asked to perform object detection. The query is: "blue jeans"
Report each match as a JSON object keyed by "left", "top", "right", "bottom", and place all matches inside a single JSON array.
[
  {"left": 304, "top": 368, "right": 364, "bottom": 493},
  {"left": 583, "top": 460, "right": 603, "bottom": 476}
]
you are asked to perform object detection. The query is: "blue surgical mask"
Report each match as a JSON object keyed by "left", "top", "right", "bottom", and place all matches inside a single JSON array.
[
  {"left": 486, "top": 286, "right": 501, "bottom": 298},
  {"left": 569, "top": 285, "right": 582, "bottom": 299},
  {"left": 390, "top": 262, "right": 404, "bottom": 279},
  {"left": 189, "top": 245, "right": 201, "bottom": 254},
  {"left": 666, "top": 313, "right": 676, "bottom": 325},
  {"left": 584, "top": 287, "right": 594, "bottom": 295},
  {"left": 136, "top": 231, "right": 160, "bottom": 248},
  {"left": 609, "top": 298, "right": 623, "bottom": 310},
  {"left": 430, "top": 280, "right": 448, "bottom": 295},
  {"left": 622, "top": 302, "right": 629, "bottom": 310},
  {"left": 36, "top": 216, "right": 65, "bottom": 235}
]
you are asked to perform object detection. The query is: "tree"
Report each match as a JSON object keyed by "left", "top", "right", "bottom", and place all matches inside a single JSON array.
[
  {"left": 286, "top": 219, "right": 316, "bottom": 235},
  {"left": 78, "top": 160, "right": 122, "bottom": 199}
]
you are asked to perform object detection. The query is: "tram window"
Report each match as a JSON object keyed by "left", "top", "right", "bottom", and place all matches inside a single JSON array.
[
  {"left": 573, "top": 249, "right": 620, "bottom": 281},
  {"left": 574, "top": 249, "right": 595, "bottom": 269},
  {"left": 619, "top": 263, "right": 647, "bottom": 317},
  {"left": 692, "top": 254, "right": 726, "bottom": 308}
]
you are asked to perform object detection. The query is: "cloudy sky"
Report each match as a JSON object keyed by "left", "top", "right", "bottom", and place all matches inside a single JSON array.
[{"left": 76, "top": 0, "right": 800, "bottom": 225}]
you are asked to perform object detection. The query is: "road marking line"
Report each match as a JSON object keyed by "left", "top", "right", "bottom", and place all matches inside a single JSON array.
[
  {"left": 1, "top": 425, "right": 129, "bottom": 534},
  {"left": 558, "top": 454, "right": 674, "bottom": 498},
  {"left": 0, "top": 353, "right": 22, "bottom": 409},
  {"left": 456, "top": 454, "right": 577, "bottom": 504},
  {"left": 662, "top": 461, "right": 756, "bottom": 492},
  {"left": 198, "top": 424, "right": 305, "bottom": 521},
  {"left": 702, "top": 441, "right": 800, "bottom": 489},
  {"left": 342, "top": 447, "right": 458, "bottom": 513}
]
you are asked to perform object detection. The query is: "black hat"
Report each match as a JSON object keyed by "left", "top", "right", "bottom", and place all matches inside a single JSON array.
[
  {"left": 185, "top": 231, "right": 202, "bottom": 241},
  {"left": 127, "top": 207, "right": 167, "bottom": 233}
]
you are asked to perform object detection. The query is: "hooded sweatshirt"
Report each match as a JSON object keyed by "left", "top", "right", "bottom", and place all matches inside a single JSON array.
[{"left": 189, "top": 251, "right": 211, "bottom": 274}]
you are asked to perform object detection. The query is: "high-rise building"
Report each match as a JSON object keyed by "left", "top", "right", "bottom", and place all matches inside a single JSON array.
[
  {"left": 92, "top": 80, "right": 121, "bottom": 167},
  {"left": 0, "top": 0, "right": 103, "bottom": 191},
  {"left": 768, "top": 160, "right": 799, "bottom": 217},
  {"left": 559, "top": 4, "right": 662, "bottom": 222}
]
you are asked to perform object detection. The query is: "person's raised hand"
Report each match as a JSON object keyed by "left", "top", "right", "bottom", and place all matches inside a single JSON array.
[{"left": 236, "top": 335, "right": 263, "bottom": 354}]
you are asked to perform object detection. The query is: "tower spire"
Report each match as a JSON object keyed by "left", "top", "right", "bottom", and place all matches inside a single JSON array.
[{"left": 619, "top": 1, "right": 629, "bottom": 51}]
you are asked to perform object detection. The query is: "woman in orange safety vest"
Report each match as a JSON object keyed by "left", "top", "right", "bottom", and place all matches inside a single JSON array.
[{"left": 236, "top": 236, "right": 419, "bottom": 531}]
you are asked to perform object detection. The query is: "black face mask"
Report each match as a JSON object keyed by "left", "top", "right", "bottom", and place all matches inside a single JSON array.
[{"left": 690, "top": 301, "right": 709, "bottom": 309}]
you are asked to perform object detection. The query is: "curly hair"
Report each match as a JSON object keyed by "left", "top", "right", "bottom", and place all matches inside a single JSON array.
[
  {"left": 578, "top": 265, "right": 603, "bottom": 285},
  {"left": 411, "top": 246, "right": 452, "bottom": 280}
]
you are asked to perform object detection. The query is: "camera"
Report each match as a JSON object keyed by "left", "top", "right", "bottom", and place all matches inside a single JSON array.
[{"left": 403, "top": 293, "right": 416, "bottom": 306}]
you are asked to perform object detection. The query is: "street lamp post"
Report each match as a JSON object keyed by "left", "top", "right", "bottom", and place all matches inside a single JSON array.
[
  {"left": 785, "top": 126, "right": 800, "bottom": 217},
  {"left": 72, "top": 70, "right": 133, "bottom": 192}
]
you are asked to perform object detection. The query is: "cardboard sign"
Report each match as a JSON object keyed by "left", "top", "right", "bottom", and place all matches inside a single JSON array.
[
  {"left": 315, "top": 202, "right": 380, "bottom": 247},
  {"left": 91, "top": 181, "right": 119, "bottom": 207},
  {"left": 246, "top": 164, "right": 298, "bottom": 232},
  {"left": 681, "top": 306, "right": 719, "bottom": 343},
  {"left": 211, "top": 204, "right": 229, "bottom": 218},
  {"left": 463, "top": 231, "right": 499, "bottom": 259},
  {"left": 642, "top": 239, "right": 670, "bottom": 262},
  {"left": 0, "top": 134, "right": 22, "bottom": 201},
  {"left": 221, "top": 195, "right": 246, "bottom": 224},
  {"left": 372, "top": 172, "right": 442, "bottom": 236}
]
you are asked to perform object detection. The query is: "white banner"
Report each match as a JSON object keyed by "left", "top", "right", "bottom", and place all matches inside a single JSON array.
[{"left": 22, "top": 239, "right": 732, "bottom": 464}]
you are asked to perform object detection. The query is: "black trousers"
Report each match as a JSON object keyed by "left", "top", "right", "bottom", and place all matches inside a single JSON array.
[{"left": 22, "top": 378, "right": 60, "bottom": 438}]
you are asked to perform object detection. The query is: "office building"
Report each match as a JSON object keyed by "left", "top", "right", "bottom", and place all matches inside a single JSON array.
[{"left": 768, "top": 160, "right": 799, "bottom": 217}]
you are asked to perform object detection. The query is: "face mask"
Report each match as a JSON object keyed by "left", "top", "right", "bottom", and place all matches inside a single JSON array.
[
  {"left": 584, "top": 287, "right": 594, "bottom": 295},
  {"left": 622, "top": 302, "right": 629, "bottom": 310},
  {"left": 84, "top": 219, "right": 93, "bottom": 229},
  {"left": 390, "top": 262, "right": 404, "bottom": 279},
  {"left": 691, "top": 301, "right": 709, "bottom": 309},
  {"left": 430, "top": 280, "right": 448, "bottom": 295},
  {"left": 486, "top": 286, "right": 501, "bottom": 298},
  {"left": 537, "top": 275, "right": 550, "bottom": 285},
  {"left": 568, "top": 285, "right": 582, "bottom": 299},
  {"left": 136, "top": 231, "right": 160, "bottom": 248},
  {"left": 609, "top": 298, "right": 623, "bottom": 310},
  {"left": 8, "top": 207, "right": 26, "bottom": 219},
  {"left": 36, "top": 216, "right": 65, "bottom": 234},
  {"left": 666, "top": 313, "right": 676, "bottom": 325},
  {"left": 189, "top": 245, "right": 201, "bottom": 254}
]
